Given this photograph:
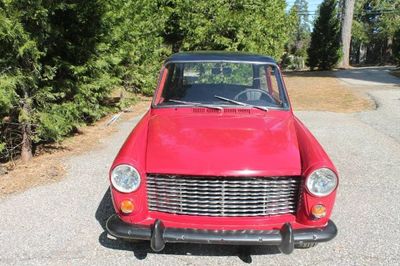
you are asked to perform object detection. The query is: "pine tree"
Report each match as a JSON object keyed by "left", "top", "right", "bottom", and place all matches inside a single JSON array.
[
  {"left": 0, "top": 0, "right": 109, "bottom": 161},
  {"left": 163, "top": 0, "right": 292, "bottom": 60},
  {"left": 1, "top": 0, "right": 296, "bottom": 162},
  {"left": 0, "top": 5, "right": 41, "bottom": 161},
  {"left": 307, "top": 0, "right": 341, "bottom": 70},
  {"left": 351, "top": 0, "right": 400, "bottom": 65},
  {"left": 101, "top": 0, "right": 169, "bottom": 96}
]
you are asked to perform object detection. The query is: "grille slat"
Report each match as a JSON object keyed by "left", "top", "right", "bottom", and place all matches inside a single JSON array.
[
  {"left": 148, "top": 204, "right": 296, "bottom": 213},
  {"left": 146, "top": 175, "right": 300, "bottom": 217},
  {"left": 147, "top": 177, "right": 299, "bottom": 183},
  {"left": 149, "top": 199, "right": 295, "bottom": 208},
  {"left": 147, "top": 187, "right": 298, "bottom": 194},
  {"left": 147, "top": 194, "right": 296, "bottom": 203},
  {"left": 147, "top": 179, "right": 299, "bottom": 186}
]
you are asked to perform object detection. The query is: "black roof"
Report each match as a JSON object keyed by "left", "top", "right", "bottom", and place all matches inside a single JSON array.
[{"left": 164, "top": 51, "right": 276, "bottom": 64}]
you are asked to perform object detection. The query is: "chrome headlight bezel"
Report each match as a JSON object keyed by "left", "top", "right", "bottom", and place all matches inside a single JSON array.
[
  {"left": 305, "top": 168, "right": 338, "bottom": 197},
  {"left": 110, "top": 164, "right": 141, "bottom": 193}
]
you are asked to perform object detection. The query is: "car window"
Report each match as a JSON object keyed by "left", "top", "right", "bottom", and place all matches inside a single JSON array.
[
  {"left": 183, "top": 63, "right": 253, "bottom": 86},
  {"left": 158, "top": 62, "right": 287, "bottom": 109}
]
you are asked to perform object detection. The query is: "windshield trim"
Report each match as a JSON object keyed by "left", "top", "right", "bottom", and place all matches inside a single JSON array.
[
  {"left": 154, "top": 104, "right": 289, "bottom": 111},
  {"left": 151, "top": 60, "right": 291, "bottom": 111}
]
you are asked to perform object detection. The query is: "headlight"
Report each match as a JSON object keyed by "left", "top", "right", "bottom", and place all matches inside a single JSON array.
[
  {"left": 306, "top": 168, "right": 338, "bottom": 197},
  {"left": 111, "top": 164, "right": 141, "bottom": 193}
]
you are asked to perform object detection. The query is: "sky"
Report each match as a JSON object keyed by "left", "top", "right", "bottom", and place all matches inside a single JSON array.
[
  {"left": 286, "top": 0, "right": 324, "bottom": 19},
  {"left": 286, "top": 0, "right": 325, "bottom": 28}
]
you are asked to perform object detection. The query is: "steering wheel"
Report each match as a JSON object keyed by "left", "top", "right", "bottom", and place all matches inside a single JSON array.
[{"left": 234, "top": 89, "right": 275, "bottom": 102}]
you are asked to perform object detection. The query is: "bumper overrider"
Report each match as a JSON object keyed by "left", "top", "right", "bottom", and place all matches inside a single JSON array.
[{"left": 106, "top": 215, "right": 338, "bottom": 254}]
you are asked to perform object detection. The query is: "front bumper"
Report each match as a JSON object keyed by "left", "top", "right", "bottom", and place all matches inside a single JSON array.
[{"left": 106, "top": 215, "right": 337, "bottom": 254}]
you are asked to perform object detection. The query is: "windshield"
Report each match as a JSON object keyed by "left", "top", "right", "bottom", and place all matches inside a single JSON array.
[{"left": 155, "top": 62, "right": 288, "bottom": 109}]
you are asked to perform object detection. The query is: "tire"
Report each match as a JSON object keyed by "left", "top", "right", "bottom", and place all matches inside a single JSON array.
[{"left": 295, "top": 242, "right": 318, "bottom": 249}]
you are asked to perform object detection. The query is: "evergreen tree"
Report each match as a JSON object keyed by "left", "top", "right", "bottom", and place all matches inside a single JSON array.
[
  {"left": 0, "top": 0, "right": 109, "bottom": 161},
  {"left": 307, "top": 0, "right": 341, "bottom": 70},
  {"left": 101, "top": 0, "right": 169, "bottom": 96},
  {"left": 0, "top": 0, "right": 295, "bottom": 162},
  {"left": 162, "top": 0, "right": 291, "bottom": 60},
  {"left": 351, "top": 0, "right": 400, "bottom": 64},
  {"left": 0, "top": 4, "right": 41, "bottom": 161}
]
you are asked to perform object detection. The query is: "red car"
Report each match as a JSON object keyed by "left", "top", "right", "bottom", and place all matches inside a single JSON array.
[{"left": 106, "top": 52, "right": 338, "bottom": 254}]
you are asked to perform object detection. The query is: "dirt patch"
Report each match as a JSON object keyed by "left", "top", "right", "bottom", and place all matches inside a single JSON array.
[
  {"left": 0, "top": 97, "right": 151, "bottom": 198},
  {"left": 284, "top": 71, "right": 374, "bottom": 112}
]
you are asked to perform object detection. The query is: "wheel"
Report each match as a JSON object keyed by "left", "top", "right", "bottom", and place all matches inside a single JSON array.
[{"left": 295, "top": 242, "right": 318, "bottom": 249}]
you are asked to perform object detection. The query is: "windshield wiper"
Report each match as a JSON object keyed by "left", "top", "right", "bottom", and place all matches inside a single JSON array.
[
  {"left": 167, "top": 99, "right": 223, "bottom": 111},
  {"left": 214, "top": 95, "right": 269, "bottom": 111}
]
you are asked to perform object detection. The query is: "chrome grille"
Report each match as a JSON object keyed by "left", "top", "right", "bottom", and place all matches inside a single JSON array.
[{"left": 146, "top": 174, "right": 300, "bottom": 217}]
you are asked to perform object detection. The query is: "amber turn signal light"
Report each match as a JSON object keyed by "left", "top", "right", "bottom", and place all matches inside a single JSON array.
[
  {"left": 120, "top": 200, "right": 134, "bottom": 214},
  {"left": 311, "top": 204, "right": 326, "bottom": 219}
]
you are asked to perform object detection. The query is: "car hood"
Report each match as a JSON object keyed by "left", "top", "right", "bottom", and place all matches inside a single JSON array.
[{"left": 145, "top": 111, "right": 301, "bottom": 176}]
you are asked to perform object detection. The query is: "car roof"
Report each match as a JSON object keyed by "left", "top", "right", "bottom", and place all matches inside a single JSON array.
[{"left": 164, "top": 51, "right": 277, "bottom": 64}]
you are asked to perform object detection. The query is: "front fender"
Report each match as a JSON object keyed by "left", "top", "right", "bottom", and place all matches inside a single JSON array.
[
  {"left": 109, "top": 110, "right": 151, "bottom": 221},
  {"left": 293, "top": 116, "right": 338, "bottom": 226}
]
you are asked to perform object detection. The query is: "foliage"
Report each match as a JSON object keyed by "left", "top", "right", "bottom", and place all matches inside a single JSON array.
[
  {"left": 0, "top": 4, "right": 41, "bottom": 157},
  {"left": 101, "top": 0, "right": 170, "bottom": 96},
  {"left": 0, "top": 0, "right": 294, "bottom": 161},
  {"left": 307, "top": 0, "right": 341, "bottom": 70},
  {"left": 351, "top": 0, "right": 400, "bottom": 64},
  {"left": 0, "top": 0, "right": 111, "bottom": 159},
  {"left": 281, "top": 0, "right": 311, "bottom": 70},
  {"left": 288, "top": 0, "right": 311, "bottom": 58},
  {"left": 186, "top": 63, "right": 253, "bottom": 85},
  {"left": 163, "top": 0, "right": 291, "bottom": 60}
]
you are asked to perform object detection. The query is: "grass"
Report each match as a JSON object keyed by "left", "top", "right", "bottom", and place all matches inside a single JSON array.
[{"left": 284, "top": 71, "right": 374, "bottom": 112}]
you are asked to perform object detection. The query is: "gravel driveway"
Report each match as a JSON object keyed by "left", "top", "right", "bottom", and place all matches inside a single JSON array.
[{"left": 0, "top": 67, "right": 399, "bottom": 265}]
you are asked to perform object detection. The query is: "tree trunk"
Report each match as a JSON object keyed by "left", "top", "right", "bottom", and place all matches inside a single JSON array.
[
  {"left": 339, "top": 0, "right": 355, "bottom": 68},
  {"left": 20, "top": 90, "right": 32, "bottom": 162},
  {"left": 359, "top": 42, "right": 366, "bottom": 64},
  {"left": 385, "top": 37, "right": 393, "bottom": 64}
]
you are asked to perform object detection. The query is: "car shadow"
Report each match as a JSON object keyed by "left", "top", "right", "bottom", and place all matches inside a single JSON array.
[{"left": 95, "top": 188, "right": 281, "bottom": 263}]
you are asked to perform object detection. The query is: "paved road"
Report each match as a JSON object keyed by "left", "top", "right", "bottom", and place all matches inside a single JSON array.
[
  {"left": 335, "top": 66, "right": 400, "bottom": 143},
  {"left": 0, "top": 67, "right": 399, "bottom": 265},
  {"left": 334, "top": 66, "right": 399, "bottom": 87}
]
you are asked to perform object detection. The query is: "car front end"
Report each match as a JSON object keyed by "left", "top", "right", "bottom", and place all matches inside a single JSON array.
[
  {"left": 107, "top": 170, "right": 337, "bottom": 254},
  {"left": 105, "top": 52, "right": 338, "bottom": 254}
]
